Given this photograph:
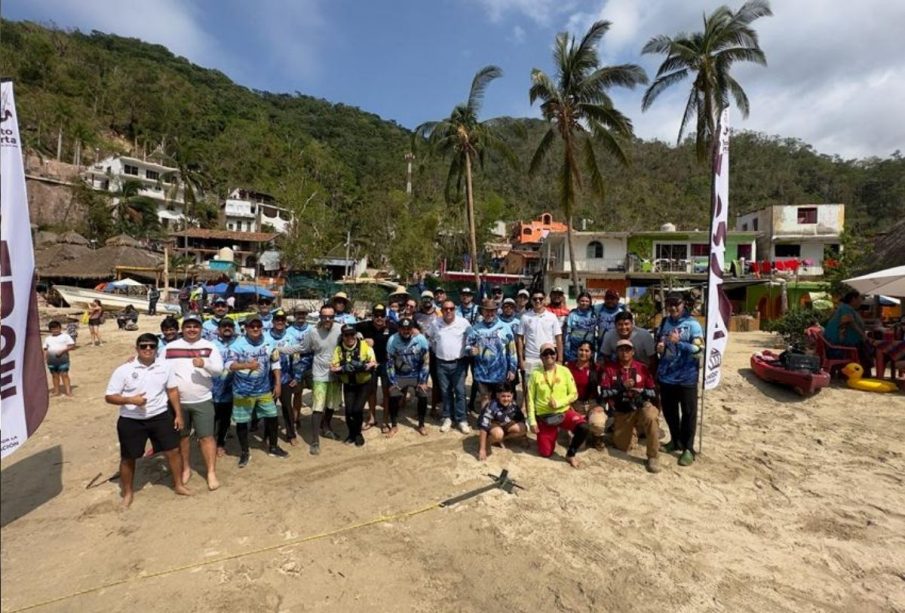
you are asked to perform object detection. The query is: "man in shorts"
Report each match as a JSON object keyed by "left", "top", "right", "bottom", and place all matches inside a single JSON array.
[
  {"left": 224, "top": 313, "right": 286, "bottom": 467},
  {"left": 288, "top": 305, "right": 315, "bottom": 436},
  {"left": 386, "top": 317, "right": 430, "bottom": 436},
  {"left": 105, "top": 333, "right": 191, "bottom": 507},
  {"left": 43, "top": 320, "right": 76, "bottom": 397},
  {"left": 163, "top": 313, "right": 224, "bottom": 491}
]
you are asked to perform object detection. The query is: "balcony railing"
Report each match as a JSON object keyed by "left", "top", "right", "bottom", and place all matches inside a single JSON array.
[{"left": 550, "top": 258, "right": 626, "bottom": 273}]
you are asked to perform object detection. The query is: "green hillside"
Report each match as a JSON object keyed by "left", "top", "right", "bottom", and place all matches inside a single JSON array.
[{"left": 3, "top": 20, "right": 902, "bottom": 271}]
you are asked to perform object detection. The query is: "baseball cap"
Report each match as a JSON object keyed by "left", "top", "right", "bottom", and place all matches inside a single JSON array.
[
  {"left": 182, "top": 313, "right": 203, "bottom": 325},
  {"left": 666, "top": 291, "right": 685, "bottom": 303},
  {"left": 502, "top": 298, "right": 516, "bottom": 306},
  {"left": 218, "top": 317, "right": 236, "bottom": 328},
  {"left": 372, "top": 303, "right": 387, "bottom": 316},
  {"left": 399, "top": 317, "right": 415, "bottom": 328},
  {"left": 492, "top": 285, "right": 503, "bottom": 292},
  {"left": 332, "top": 291, "right": 350, "bottom": 302},
  {"left": 434, "top": 287, "right": 446, "bottom": 294},
  {"left": 539, "top": 342, "right": 556, "bottom": 354},
  {"left": 480, "top": 298, "right": 498, "bottom": 311},
  {"left": 341, "top": 324, "right": 357, "bottom": 335},
  {"left": 460, "top": 287, "right": 474, "bottom": 294},
  {"left": 244, "top": 313, "right": 263, "bottom": 325},
  {"left": 421, "top": 290, "right": 434, "bottom": 299},
  {"left": 551, "top": 286, "right": 565, "bottom": 294},
  {"left": 213, "top": 296, "right": 227, "bottom": 305},
  {"left": 605, "top": 289, "right": 620, "bottom": 299},
  {"left": 616, "top": 339, "right": 634, "bottom": 349},
  {"left": 517, "top": 289, "right": 530, "bottom": 298},
  {"left": 272, "top": 310, "right": 287, "bottom": 320}
]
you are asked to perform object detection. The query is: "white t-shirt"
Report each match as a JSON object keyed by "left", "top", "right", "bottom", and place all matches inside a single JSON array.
[
  {"left": 43, "top": 333, "right": 75, "bottom": 357},
  {"left": 428, "top": 316, "right": 471, "bottom": 361},
  {"left": 161, "top": 338, "right": 224, "bottom": 403},
  {"left": 106, "top": 359, "right": 176, "bottom": 419},
  {"left": 518, "top": 309, "right": 562, "bottom": 360}
]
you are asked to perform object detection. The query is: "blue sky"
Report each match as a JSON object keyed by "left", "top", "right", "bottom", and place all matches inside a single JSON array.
[{"left": 7, "top": 0, "right": 905, "bottom": 158}]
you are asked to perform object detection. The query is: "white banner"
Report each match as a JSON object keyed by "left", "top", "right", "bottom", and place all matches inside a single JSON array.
[
  {"left": 1, "top": 80, "right": 49, "bottom": 459},
  {"left": 703, "top": 108, "right": 731, "bottom": 390}
]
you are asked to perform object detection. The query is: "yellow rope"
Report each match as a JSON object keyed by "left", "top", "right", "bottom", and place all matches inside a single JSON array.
[{"left": 6, "top": 502, "right": 441, "bottom": 613}]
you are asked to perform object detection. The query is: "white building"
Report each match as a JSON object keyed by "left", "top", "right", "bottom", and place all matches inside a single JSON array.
[
  {"left": 736, "top": 204, "right": 844, "bottom": 276},
  {"left": 85, "top": 156, "right": 187, "bottom": 229},
  {"left": 543, "top": 231, "right": 629, "bottom": 297},
  {"left": 222, "top": 189, "right": 294, "bottom": 234}
]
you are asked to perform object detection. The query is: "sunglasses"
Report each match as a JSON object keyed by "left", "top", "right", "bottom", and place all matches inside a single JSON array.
[
  {"left": 441, "top": 307, "right": 455, "bottom": 312},
  {"left": 532, "top": 297, "right": 545, "bottom": 302},
  {"left": 666, "top": 301, "right": 683, "bottom": 307},
  {"left": 138, "top": 343, "right": 157, "bottom": 350},
  {"left": 541, "top": 350, "right": 557, "bottom": 357},
  {"left": 617, "top": 346, "right": 634, "bottom": 351},
  {"left": 246, "top": 323, "right": 263, "bottom": 329},
  {"left": 320, "top": 315, "right": 335, "bottom": 320}
]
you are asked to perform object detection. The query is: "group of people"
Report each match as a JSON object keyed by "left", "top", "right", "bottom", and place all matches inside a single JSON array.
[{"left": 102, "top": 286, "right": 704, "bottom": 507}]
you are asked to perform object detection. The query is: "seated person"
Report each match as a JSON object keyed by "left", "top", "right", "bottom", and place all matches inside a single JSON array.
[
  {"left": 476, "top": 383, "right": 527, "bottom": 461},
  {"left": 116, "top": 305, "right": 140, "bottom": 330},
  {"left": 824, "top": 291, "right": 876, "bottom": 370}
]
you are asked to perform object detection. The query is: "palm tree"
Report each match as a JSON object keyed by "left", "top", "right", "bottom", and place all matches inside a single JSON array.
[
  {"left": 641, "top": 0, "right": 772, "bottom": 162},
  {"left": 414, "top": 66, "right": 518, "bottom": 290},
  {"left": 110, "top": 179, "right": 161, "bottom": 238},
  {"left": 529, "top": 20, "right": 648, "bottom": 293}
]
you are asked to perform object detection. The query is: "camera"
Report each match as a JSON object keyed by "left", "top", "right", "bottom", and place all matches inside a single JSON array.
[{"left": 342, "top": 359, "right": 367, "bottom": 374}]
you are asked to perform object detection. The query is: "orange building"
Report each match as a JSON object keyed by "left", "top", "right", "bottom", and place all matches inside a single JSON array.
[{"left": 512, "top": 212, "right": 568, "bottom": 245}]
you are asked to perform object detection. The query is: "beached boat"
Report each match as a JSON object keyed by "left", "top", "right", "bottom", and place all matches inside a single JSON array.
[
  {"left": 50, "top": 285, "right": 181, "bottom": 315},
  {"left": 750, "top": 350, "right": 830, "bottom": 397}
]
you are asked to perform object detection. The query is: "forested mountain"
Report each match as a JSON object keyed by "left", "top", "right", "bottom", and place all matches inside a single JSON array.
[{"left": 3, "top": 20, "right": 902, "bottom": 272}]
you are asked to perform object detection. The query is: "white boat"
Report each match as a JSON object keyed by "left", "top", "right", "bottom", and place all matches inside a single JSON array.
[{"left": 50, "top": 285, "right": 181, "bottom": 315}]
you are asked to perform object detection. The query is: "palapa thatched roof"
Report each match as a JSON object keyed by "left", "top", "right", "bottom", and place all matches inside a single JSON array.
[
  {"left": 34, "top": 243, "right": 93, "bottom": 271},
  {"left": 872, "top": 219, "right": 905, "bottom": 271},
  {"left": 34, "top": 231, "right": 60, "bottom": 247},
  {"left": 105, "top": 233, "right": 143, "bottom": 248},
  {"left": 39, "top": 245, "right": 164, "bottom": 280},
  {"left": 58, "top": 231, "right": 90, "bottom": 246}
]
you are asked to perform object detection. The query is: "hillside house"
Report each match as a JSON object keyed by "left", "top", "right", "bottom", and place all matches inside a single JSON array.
[
  {"left": 542, "top": 231, "right": 629, "bottom": 297},
  {"left": 85, "top": 156, "right": 186, "bottom": 229},
  {"left": 222, "top": 188, "right": 294, "bottom": 234}
]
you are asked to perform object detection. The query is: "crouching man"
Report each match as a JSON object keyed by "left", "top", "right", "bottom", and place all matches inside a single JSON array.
[
  {"left": 599, "top": 338, "right": 660, "bottom": 473},
  {"left": 476, "top": 382, "right": 527, "bottom": 461}
]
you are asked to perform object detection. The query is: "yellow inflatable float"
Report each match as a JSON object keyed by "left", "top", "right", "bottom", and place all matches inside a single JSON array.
[{"left": 840, "top": 363, "right": 898, "bottom": 393}]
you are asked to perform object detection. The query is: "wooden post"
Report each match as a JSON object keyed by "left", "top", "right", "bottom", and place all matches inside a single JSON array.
[{"left": 163, "top": 243, "right": 170, "bottom": 301}]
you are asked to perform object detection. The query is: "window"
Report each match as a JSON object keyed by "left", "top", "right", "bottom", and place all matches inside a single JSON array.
[
  {"left": 690, "top": 243, "right": 710, "bottom": 257},
  {"left": 146, "top": 170, "right": 159, "bottom": 181},
  {"left": 797, "top": 207, "right": 817, "bottom": 224},
  {"left": 741, "top": 223, "right": 748, "bottom": 231},
  {"left": 737, "top": 244, "right": 752, "bottom": 260},
  {"left": 123, "top": 164, "right": 138, "bottom": 176},
  {"left": 774, "top": 244, "right": 801, "bottom": 258},
  {"left": 753, "top": 218, "right": 759, "bottom": 231},
  {"left": 523, "top": 228, "right": 531, "bottom": 235},
  {"left": 542, "top": 213, "right": 552, "bottom": 224},
  {"left": 586, "top": 241, "right": 604, "bottom": 259}
]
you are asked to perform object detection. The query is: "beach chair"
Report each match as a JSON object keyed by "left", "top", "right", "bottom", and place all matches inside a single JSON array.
[{"left": 815, "top": 333, "right": 859, "bottom": 378}]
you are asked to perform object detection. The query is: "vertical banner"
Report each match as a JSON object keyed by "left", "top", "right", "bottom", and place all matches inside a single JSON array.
[
  {"left": 1, "top": 80, "right": 50, "bottom": 459},
  {"left": 703, "top": 108, "right": 731, "bottom": 390}
]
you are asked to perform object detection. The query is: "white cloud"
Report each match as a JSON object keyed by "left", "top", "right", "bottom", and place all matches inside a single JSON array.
[
  {"left": 510, "top": 25, "right": 527, "bottom": 44},
  {"left": 470, "top": 0, "right": 578, "bottom": 26}
]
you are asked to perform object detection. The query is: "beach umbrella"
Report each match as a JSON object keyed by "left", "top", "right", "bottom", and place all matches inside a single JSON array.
[
  {"left": 843, "top": 266, "right": 905, "bottom": 297},
  {"left": 206, "top": 282, "right": 274, "bottom": 298}
]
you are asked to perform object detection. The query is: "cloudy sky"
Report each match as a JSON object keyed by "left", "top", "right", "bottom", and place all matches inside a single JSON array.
[{"left": 7, "top": 0, "right": 903, "bottom": 159}]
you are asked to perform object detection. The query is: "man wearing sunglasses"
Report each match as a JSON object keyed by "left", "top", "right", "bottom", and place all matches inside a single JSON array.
[
  {"left": 386, "top": 317, "right": 430, "bottom": 436},
  {"left": 105, "top": 334, "right": 191, "bottom": 507},
  {"left": 224, "top": 313, "right": 286, "bottom": 467},
  {"left": 517, "top": 290, "right": 563, "bottom": 376},
  {"left": 164, "top": 313, "right": 225, "bottom": 490},
  {"left": 203, "top": 297, "right": 231, "bottom": 341},
  {"left": 429, "top": 301, "right": 472, "bottom": 433},
  {"left": 465, "top": 298, "right": 517, "bottom": 417},
  {"left": 355, "top": 303, "right": 397, "bottom": 432}
]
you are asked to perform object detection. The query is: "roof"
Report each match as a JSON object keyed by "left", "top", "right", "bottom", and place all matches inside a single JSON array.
[
  {"left": 169, "top": 228, "right": 278, "bottom": 242},
  {"left": 39, "top": 245, "right": 164, "bottom": 280},
  {"left": 871, "top": 219, "right": 905, "bottom": 270}
]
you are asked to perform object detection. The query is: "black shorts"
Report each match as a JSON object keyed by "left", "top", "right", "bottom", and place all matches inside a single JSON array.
[
  {"left": 88, "top": 318, "right": 102, "bottom": 326},
  {"left": 117, "top": 412, "right": 179, "bottom": 460}
]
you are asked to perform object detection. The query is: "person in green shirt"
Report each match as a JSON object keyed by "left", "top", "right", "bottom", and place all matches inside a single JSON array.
[
  {"left": 526, "top": 343, "right": 590, "bottom": 467},
  {"left": 824, "top": 291, "right": 877, "bottom": 369},
  {"left": 331, "top": 324, "right": 378, "bottom": 447}
]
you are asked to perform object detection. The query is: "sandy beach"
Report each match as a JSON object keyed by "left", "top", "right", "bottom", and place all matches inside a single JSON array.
[{"left": 2, "top": 316, "right": 905, "bottom": 612}]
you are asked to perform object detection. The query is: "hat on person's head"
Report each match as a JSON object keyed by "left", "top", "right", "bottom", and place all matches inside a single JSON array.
[
  {"left": 332, "top": 291, "right": 350, "bottom": 303},
  {"left": 492, "top": 285, "right": 503, "bottom": 293},
  {"left": 517, "top": 289, "right": 530, "bottom": 298},
  {"left": 434, "top": 287, "right": 446, "bottom": 294},
  {"left": 399, "top": 317, "right": 415, "bottom": 329},
  {"left": 182, "top": 313, "right": 203, "bottom": 326},
  {"left": 551, "top": 286, "right": 565, "bottom": 294},
  {"left": 460, "top": 287, "right": 474, "bottom": 295},
  {"left": 539, "top": 342, "right": 556, "bottom": 354},
  {"left": 372, "top": 303, "right": 387, "bottom": 316},
  {"left": 666, "top": 291, "right": 685, "bottom": 303},
  {"left": 604, "top": 289, "right": 620, "bottom": 299},
  {"left": 616, "top": 339, "right": 634, "bottom": 350},
  {"left": 588, "top": 411, "right": 607, "bottom": 436},
  {"left": 341, "top": 324, "right": 357, "bottom": 335},
  {"left": 218, "top": 317, "right": 236, "bottom": 328},
  {"left": 293, "top": 304, "right": 310, "bottom": 314},
  {"left": 272, "top": 310, "right": 287, "bottom": 321},
  {"left": 389, "top": 285, "right": 409, "bottom": 298},
  {"left": 502, "top": 297, "right": 516, "bottom": 306},
  {"left": 213, "top": 296, "right": 227, "bottom": 305},
  {"left": 420, "top": 290, "right": 434, "bottom": 300},
  {"left": 480, "top": 298, "right": 498, "bottom": 311},
  {"left": 244, "top": 313, "right": 263, "bottom": 325}
]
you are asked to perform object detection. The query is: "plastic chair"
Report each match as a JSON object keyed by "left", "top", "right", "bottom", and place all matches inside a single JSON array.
[{"left": 815, "top": 334, "right": 859, "bottom": 378}]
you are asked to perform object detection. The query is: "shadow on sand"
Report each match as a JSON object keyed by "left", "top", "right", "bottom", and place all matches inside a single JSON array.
[{"left": 1, "top": 445, "right": 64, "bottom": 528}]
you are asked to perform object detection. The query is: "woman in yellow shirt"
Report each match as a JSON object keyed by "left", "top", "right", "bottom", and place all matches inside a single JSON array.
[
  {"left": 331, "top": 325, "right": 378, "bottom": 447},
  {"left": 527, "top": 343, "right": 590, "bottom": 467}
]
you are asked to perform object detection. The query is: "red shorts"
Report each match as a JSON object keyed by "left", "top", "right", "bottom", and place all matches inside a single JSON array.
[{"left": 535, "top": 408, "right": 586, "bottom": 458}]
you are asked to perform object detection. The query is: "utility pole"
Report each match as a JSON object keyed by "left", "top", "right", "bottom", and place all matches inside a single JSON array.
[
  {"left": 344, "top": 230, "right": 352, "bottom": 279},
  {"left": 405, "top": 152, "right": 415, "bottom": 196}
]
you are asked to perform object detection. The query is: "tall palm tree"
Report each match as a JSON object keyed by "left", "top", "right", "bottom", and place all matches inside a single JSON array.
[
  {"left": 529, "top": 20, "right": 647, "bottom": 293},
  {"left": 415, "top": 66, "right": 518, "bottom": 290},
  {"left": 641, "top": 0, "right": 772, "bottom": 162},
  {"left": 110, "top": 179, "right": 161, "bottom": 237}
]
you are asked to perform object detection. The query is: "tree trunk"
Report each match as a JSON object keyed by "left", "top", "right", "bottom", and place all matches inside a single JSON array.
[
  {"left": 464, "top": 153, "right": 481, "bottom": 292},
  {"left": 567, "top": 216, "right": 580, "bottom": 295}
]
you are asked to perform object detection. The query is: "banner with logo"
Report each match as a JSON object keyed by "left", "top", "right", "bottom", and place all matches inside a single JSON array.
[
  {"left": 703, "top": 108, "right": 731, "bottom": 390},
  {"left": 1, "top": 80, "right": 50, "bottom": 459}
]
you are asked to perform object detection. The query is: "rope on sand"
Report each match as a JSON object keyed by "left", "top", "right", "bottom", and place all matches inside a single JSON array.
[{"left": 6, "top": 502, "right": 441, "bottom": 612}]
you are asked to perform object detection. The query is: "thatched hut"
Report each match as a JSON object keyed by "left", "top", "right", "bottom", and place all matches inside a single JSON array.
[
  {"left": 104, "top": 234, "right": 143, "bottom": 248},
  {"left": 872, "top": 219, "right": 905, "bottom": 270},
  {"left": 58, "top": 231, "right": 90, "bottom": 246},
  {"left": 40, "top": 245, "right": 164, "bottom": 281}
]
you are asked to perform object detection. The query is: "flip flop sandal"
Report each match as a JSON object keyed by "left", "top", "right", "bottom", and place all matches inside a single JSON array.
[
  {"left": 362, "top": 421, "right": 376, "bottom": 431},
  {"left": 379, "top": 423, "right": 391, "bottom": 434}
]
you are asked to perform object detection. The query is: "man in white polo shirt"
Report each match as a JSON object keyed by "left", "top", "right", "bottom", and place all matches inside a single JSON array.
[
  {"left": 429, "top": 300, "right": 472, "bottom": 433},
  {"left": 105, "top": 333, "right": 191, "bottom": 508},
  {"left": 164, "top": 313, "right": 224, "bottom": 491},
  {"left": 517, "top": 289, "right": 563, "bottom": 375}
]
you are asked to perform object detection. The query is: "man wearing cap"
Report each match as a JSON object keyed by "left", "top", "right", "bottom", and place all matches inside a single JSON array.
[
  {"left": 499, "top": 298, "right": 520, "bottom": 335},
  {"left": 429, "top": 300, "right": 473, "bottom": 433},
  {"left": 594, "top": 290, "right": 625, "bottom": 356},
  {"left": 548, "top": 286, "right": 570, "bottom": 325},
  {"left": 656, "top": 291, "right": 704, "bottom": 467},
  {"left": 212, "top": 318, "right": 237, "bottom": 457},
  {"left": 332, "top": 291, "right": 357, "bottom": 325},
  {"left": 526, "top": 342, "right": 589, "bottom": 467},
  {"left": 331, "top": 324, "right": 377, "bottom": 446},
  {"left": 386, "top": 317, "right": 431, "bottom": 436},
  {"left": 600, "top": 338, "right": 660, "bottom": 473},
  {"left": 356, "top": 304, "right": 397, "bottom": 431},
  {"left": 456, "top": 287, "right": 479, "bottom": 324},
  {"left": 257, "top": 299, "right": 275, "bottom": 333},
  {"left": 515, "top": 289, "right": 530, "bottom": 317},
  {"left": 433, "top": 287, "right": 447, "bottom": 311},
  {"left": 268, "top": 311, "right": 303, "bottom": 446},
  {"left": 465, "top": 299, "right": 517, "bottom": 418},
  {"left": 518, "top": 290, "right": 563, "bottom": 375},
  {"left": 287, "top": 305, "right": 315, "bottom": 435},
  {"left": 599, "top": 311, "right": 657, "bottom": 368},
  {"left": 563, "top": 291, "right": 598, "bottom": 363},
  {"left": 415, "top": 290, "right": 442, "bottom": 416},
  {"left": 163, "top": 313, "right": 225, "bottom": 490},
  {"left": 203, "top": 297, "right": 230, "bottom": 341},
  {"left": 224, "top": 313, "right": 286, "bottom": 467},
  {"left": 105, "top": 333, "right": 191, "bottom": 507},
  {"left": 491, "top": 285, "right": 504, "bottom": 306}
]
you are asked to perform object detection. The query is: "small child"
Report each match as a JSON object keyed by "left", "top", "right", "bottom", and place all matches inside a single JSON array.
[
  {"left": 476, "top": 383, "right": 527, "bottom": 461},
  {"left": 43, "top": 320, "right": 76, "bottom": 397}
]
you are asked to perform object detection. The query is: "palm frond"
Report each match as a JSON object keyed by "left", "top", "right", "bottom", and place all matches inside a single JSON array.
[
  {"left": 529, "top": 127, "right": 557, "bottom": 176},
  {"left": 580, "top": 103, "right": 633, "bottom": 136},
  {"left": 676, "top": 87, "right": 700, "bottom": 145},
  {"left": 588, "top": 120, "right": 630, "bottom": 167},
  {"left": 723, "top": 74, "right": 751, "bottom": 117},
  {"left": 584, "top": 64, "right": 649, "bottom": 92},
  {"left": 641, "top": 69, "right": 689, "bottom": 111},
  {"left": 467, "top": 65, "right": 503, "bottom": 115},
  {"left": 582, "top": 137, "right": 607, "bottom": 199},
  {"left": 734, "top": 0, "right": 773, "bottom": 25},
  {"left": 529, "top": 69, "right": 557, "bottom": 105}
]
